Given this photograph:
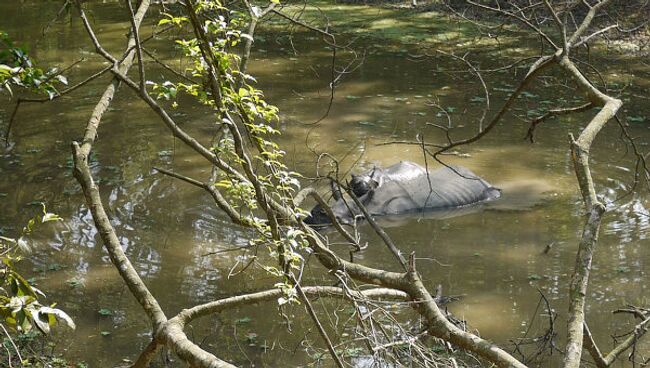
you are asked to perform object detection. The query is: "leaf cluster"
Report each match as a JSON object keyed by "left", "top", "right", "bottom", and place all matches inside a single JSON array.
[
  {"left": 0, "top": 31, "right": 67, "bottom": 99},
  {"left": 0, "top": 205, "right": 74, "bottom": 336},
  {"left": 149, "top": 1, "right": 310, "bottom": 304}
]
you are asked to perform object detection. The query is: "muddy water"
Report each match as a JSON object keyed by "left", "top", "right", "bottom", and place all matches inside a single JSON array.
[{"left": 1, "top": 1, "right": 649, "bottom": 367}]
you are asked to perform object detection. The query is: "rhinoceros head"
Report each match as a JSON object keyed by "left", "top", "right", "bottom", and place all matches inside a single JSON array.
[{"left": 304, "top": 168, "right": 382, "bottom": 225}]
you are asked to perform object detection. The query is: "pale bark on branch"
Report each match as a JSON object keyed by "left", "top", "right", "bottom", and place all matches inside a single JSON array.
[
  {"left": 72, "top": 0, "right": 167, "bottom": 329},
  {"left": 556, "top": 15, "right": 623, "bottom": 368},
  {"left": 436, "top": 2, "right": 629, "bottom": 366}
]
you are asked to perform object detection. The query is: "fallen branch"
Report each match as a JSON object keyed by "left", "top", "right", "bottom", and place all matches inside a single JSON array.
[{"left": 584, "top": 313, "right": 650, "bottom": 368}]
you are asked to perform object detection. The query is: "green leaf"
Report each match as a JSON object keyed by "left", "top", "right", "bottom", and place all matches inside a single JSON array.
[
  {"left": 11, "top": 270, "right": 38, "bottom": 297},
  {"left": 615, "top": 266, "right": 630, "bottom": 273},
  {"left": 98, "top": 308, "right": 113, "bottom": 316},
  {"left": 245, "top": 332, "right": 258, "bottom": 344},
  {"left": 521, "top": 91, "right": 538, "bottom": 99},
  {"left": 235, "top": 317, "right": 252, "bottom": 324},
  {"left": 16, "top": 237, "right": 30, "bottom": 252},
  {"left": 33, "top": 309, "right": 51, "bottom": 334},
  {"left": 470, "top": 96, "right": 486, "bottom": 103},
  {"left": 42, "top": 212, "right": 62, "bottom": 223},
  {"left": 38, "top": 306, "right": 76, "bottom": 330},
  {"left": 3, "top": 82, "right": 13, "bottom": 96},
  {"left": 66, "top": 278, "right": 83, "bottom": 288},
  {"left": 627, "top": 116, "right": 645, "bottom": 123},
  {"left": 55, "top": 75, "right": 68, "bottom": 85},
  {"left": 47, "top": 263, "right": 63, "bottom": 271}
]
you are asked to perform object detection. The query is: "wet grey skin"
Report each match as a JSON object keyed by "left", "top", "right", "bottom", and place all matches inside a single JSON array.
[{"left": 305, "top": 161, "right": 501, "bottom": 225}]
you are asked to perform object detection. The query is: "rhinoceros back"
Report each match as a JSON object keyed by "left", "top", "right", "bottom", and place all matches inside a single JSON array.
[
  {"left": 376, "top": 163, "right": 498, "bottom": 214},
  {"left": 420, "top": 165, "right": 498, "bottom": 208}
]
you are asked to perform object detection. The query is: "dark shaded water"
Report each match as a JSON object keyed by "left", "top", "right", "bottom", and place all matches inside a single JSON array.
[{"left": 0, "top": 1, "right": 649, "bottom": 366}]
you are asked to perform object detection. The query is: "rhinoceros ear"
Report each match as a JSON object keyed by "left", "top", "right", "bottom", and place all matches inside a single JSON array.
[
  {"left": 368, "top": 167, "right": 382, "bottom": 188},
  {"left": 330, "top": 179, "right": 342, "bottom": 201}
]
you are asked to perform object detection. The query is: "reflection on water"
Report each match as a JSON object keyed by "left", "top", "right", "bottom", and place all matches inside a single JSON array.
[{"left": 1, "top": 1, "right": 649, "bottom": 366}]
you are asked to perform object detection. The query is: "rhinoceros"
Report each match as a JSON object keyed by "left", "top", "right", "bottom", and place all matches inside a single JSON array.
[{"left": 305, "top": 161, "right": 500, "bottom": 225}]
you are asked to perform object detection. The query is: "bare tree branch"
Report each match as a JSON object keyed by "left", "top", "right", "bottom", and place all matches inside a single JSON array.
[{"left": 525, "top": 102, "right": 594, "bottom": 143}]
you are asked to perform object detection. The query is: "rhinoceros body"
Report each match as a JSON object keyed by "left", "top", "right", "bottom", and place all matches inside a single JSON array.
[{"left": 305, "top": 161, "right": 500, "bottom": 225}]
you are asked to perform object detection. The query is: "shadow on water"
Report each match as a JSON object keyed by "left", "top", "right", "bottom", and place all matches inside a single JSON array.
[{"left": 0, "top": 0, "right": 649, "bottom": 366}]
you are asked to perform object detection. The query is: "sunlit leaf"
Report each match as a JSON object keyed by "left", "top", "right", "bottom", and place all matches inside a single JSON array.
[
  {"left": 41, "top": 212, "right": 62, "bottom": 223},
  {"left": 55, "top": 75, "right": 68, "bottom": 85},
  {"left": 32, "top": 309, "right": 51, "bottom": 334},
  {"left": 39, "top": 306, "right": 76, "bottom": 330}
]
